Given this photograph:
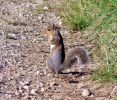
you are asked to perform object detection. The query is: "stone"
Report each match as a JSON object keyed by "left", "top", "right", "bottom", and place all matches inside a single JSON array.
[
  {"left": 40, "top": 87, "right": 45, "bottom": 92},
  {"left": 19, "top": 81, "right": 25, "bottom": 86},
  {"left": 23, "top": 85, "right": 29, "bottom": 91},
  {"left": 77, "top": 83, "right": 84, "bottom": 89},
  {"left": 43, "top": 6, "right": 49, "bottom": 10},
  {"left": 38, "top": 14, "right": 43, "bottom": 21},
  {"left": 39, "top": 82, "right": 44, "bottom": 87},
  {"left": 6, "top": 33, "right": 18, "bottom": 40},
  {"left": 30, "top": 89, "right": 36, "bottom": 95},
  {"left": 82, "top": 88, "right": 91, "bottom": 97},
  {"left": 50, "top": 82, "right": 56, "bottom": 87}
]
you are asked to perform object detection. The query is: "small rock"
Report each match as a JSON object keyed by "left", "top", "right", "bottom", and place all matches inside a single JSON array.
[
  {"left": 59, "top": 19, "right": 62, "bottom": 26},
  {"left": 50, "top": 82, "right": 56, "bottom": 87},
  {"left": 90, "top": 94, "right": 94, "bottom": 97},
  {"left": 77, "top": 83, "right": 84, "bottom": 89},
  {"left": 47, "top": 73, "right": 52, "bottom": 77},
  {"left": 36, "top": 71, "right": 39, "bottom": 75},
  {"left": 39, "top": 82, "right": 44, "bottom": 87},
  {"left": 39, "top": 72, "right": 43, "bottom": 76},
  {"left": 19, "top": 89, "right": 23, "bottom": 93},
  {"left": 44, "top": 70, "right": 47, "bottom": 75},
  {"left": 43, "top": 6, "right": 49, "bottom": 10},
  {"left": 40, "top": 87, "right": 45, "bottom": 92},
  {"left": 30, "top": 89, "right": 36, "bottom": 95},
  {"left": 82, "top": 88, "right": 91, "bottom": 97},
  {"left": 23, "top": 85, "right": 29, "bottom": 91},
  {"left": 15, "top": 91, "right": 19, "bottom": 96},
  {"left": 19, "top": 81, "right": 25, "bottom": 86},
  {"left": 38, "top": 14, "right": 43, "bottom": 20},
  {"left": 32, "top": 38, "right": 37, "bottom": 42},
  {"left": 81, "top": 76, "right": 85, "bottom": 79},
  {"left": 66, "top": 69, "right": 71, "bottom": 72},
  {"left": 24, "top": 80, "right": 31, "bottom": 85},
  {"left": 6, "top": 33, "right": 18, "bottom": 40}
]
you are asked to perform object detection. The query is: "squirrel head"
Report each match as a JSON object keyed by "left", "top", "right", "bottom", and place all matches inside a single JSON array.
[
  {"left": 46, "top": 24, "right": 59, "bottom": 36},
  {"left": 45, "top": 24, "right": 61, "bottom": 46}
]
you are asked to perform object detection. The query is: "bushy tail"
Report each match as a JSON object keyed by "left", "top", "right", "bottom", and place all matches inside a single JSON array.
[{"left": 62, "top": 47, "right": 90, "bottom": 71}]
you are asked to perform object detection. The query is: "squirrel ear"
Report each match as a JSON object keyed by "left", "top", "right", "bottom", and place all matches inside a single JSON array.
[
  {"left": 52, "top": 24, "right": 61, "bottom": 30},
  {"left": 52, "top": 23, "right": 57, "bottom": 30}
]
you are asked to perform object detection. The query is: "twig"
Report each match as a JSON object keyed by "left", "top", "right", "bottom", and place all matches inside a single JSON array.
[{"left": 106, "top": 86, "right": 117, "bottom": 100}]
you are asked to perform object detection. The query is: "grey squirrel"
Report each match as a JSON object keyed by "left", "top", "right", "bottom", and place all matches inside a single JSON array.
[{"left": 46, "top": 24, "right": 90, "bottom": 74}]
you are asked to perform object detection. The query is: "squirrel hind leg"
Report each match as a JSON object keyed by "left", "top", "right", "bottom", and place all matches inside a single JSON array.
[
  {"left": 46, "top": 58, "right": 56, "bottom": 74},
  {"left": 75, "top": 56, "right": 89, "bottom": 72},
  {"left": 54, "top": 64, "right": 63, "bottom": 74},
  {"left": 46, "top": 58, "right": 63, "bottom": 74}
]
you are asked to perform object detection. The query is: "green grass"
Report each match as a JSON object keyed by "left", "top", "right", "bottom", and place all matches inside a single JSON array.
[
  {"left": 115, "top": 94, "right": 117, "bottom": 100},
  {"left": 59, "top": 0, "right": 94, "bottom": 30},
  {"left": 58, "top": 0, "right": 117, "bottom": 83}
]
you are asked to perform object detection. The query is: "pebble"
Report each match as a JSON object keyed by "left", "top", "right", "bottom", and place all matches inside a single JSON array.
[
  {"left": 36, "top": 71, "right": 39, "bottom": 75},
  {"left": 6, "top": 33, "right": 18, "bottom": 40},
  {"left": 77, "top": 83, "right": 84, "bottom": 89},
  {"left": 40, "top": 87, "right": 45, "bottom": 92},
  {"left": 30, "top": 89, "right": 36, "bottom": 95},
  {"left": 19, "top": 89, "right": 23, "bottom": 93},
  {"left": 59, "top": 19, "right": 62, "bottom": 26},
  {"left": 15, "top": 91, "right": 19, "bottom": 96},
  {"left": 50, "top": 82, "right": 56, "bottom": 87},
  {"left": 23, "top": 85, "right": 29, "bottom": 91},
  {"left": 38, "top": 14, "right": 43, "bottom": 21},
  {"left": 82, "top": 88, "right": 91, "bottom": 97},
  {"left": 19, "top": 81, "right": 25, "bottom": 86},
  {"left": 44, "top": 70, "right": 47, "bottom": 75},
  {"left": 81, "top": 76, "right": 85, "bottom": 80},
  {"left": 43, "top": 6, "right": 49, "bottom": 10},
  {"left": 39, "top": 82, "right": 44, "bottom": 87}
]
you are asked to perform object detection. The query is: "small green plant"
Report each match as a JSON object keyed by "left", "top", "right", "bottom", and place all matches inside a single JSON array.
[
  {"left": 89, "top": 0, "right": 117, "bottom": 83},
  {"left": 115, "top": 94, "right": 117, "bottom": 100},
  {"left": 36, "top": 5, "right": 45, "bottom": 14},
  {"left": 92, "top": 64, "right": 117, "bottom": 83}
]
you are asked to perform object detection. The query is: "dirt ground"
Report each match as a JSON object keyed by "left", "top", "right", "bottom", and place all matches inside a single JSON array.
[{"left": 0, "top": 0, "right": 116, "bottom": 100}]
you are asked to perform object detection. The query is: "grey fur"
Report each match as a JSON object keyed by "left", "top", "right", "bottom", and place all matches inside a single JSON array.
[
  {"left": 47, "top": 47, "right": 90, "bottom": 74},
  {"left": 47, "top": 46, "right": 64, "bottom": 74},
  {"left": 62, "top": 47, "right": 90, "bottom": 70}
]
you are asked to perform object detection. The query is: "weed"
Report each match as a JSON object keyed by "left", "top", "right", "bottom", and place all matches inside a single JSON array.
[
  {"left": 58, "top": 0, "right": 117, "bottom": 83},
  {"left": 115, "top": 94, "right": 117, "bottom": 100},
  {"left": 59, "top": 0, "right": 95, "bottom": 30},
  {"left": 36, "top": 5, "right": 45, "bottom": 14}
]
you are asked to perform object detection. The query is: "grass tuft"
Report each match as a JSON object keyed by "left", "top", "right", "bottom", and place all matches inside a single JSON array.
[
  {"left": 59, "top": 0, "right": 94, "bottom": 31},
  {"left": 58, "top": 0, "right": 117, "bottom": 83}
]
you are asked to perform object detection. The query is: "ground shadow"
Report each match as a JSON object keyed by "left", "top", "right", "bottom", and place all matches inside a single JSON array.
[{"left": 60, "top": 71, "right": 92, "bottom": 77}]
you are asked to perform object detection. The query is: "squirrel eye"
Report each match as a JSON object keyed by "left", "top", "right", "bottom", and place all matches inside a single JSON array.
[{"left": 48, "top": 29, "right": 50, "bottom": 31}]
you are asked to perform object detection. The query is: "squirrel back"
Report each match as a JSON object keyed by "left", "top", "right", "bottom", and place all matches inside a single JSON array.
[{"left": 46, "top": 24, "right": 90, "bottom": 74}]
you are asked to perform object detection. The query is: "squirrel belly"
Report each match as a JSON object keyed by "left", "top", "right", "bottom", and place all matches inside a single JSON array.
[{"left": 49, "top": 45, "right": 64, "bottom": 73}]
